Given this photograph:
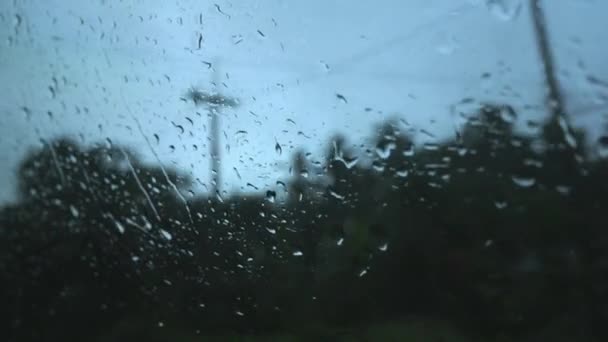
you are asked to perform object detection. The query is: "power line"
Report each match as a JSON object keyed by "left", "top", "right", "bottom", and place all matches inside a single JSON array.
[{"left": 181, "top": 3, "right": 479, "bottom": 91}]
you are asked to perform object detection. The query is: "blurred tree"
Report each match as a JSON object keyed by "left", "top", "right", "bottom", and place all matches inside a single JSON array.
[{"left": 1, "top": 99, "right": 607, "bottom": 341}]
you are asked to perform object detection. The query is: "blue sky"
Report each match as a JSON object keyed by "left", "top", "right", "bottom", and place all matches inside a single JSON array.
[{"left": 1, "top": 0, "right": 607, "bottom": 204}]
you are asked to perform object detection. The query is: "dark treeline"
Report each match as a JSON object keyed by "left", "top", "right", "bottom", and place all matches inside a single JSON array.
[{"left": 1, "top": 103, "right": 608, "bottom": 341}]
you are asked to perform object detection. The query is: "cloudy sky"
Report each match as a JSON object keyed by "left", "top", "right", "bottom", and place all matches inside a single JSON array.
[{"left": 0, "top": 0, "right": 606, "bottom": 204}]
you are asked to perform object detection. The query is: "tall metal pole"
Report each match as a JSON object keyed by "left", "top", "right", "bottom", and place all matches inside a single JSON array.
[
  {"left": 210, "top": 64, "right": 221, "bottom": 195},
  {"left": 529, "top": 0, "right": 564, "bottom": 118},
  {"left": 185, "top": 60, "right": 238, "bottom": 196},
  {"left": 529, "top": 0, "right": 582, "bottom": 153}
]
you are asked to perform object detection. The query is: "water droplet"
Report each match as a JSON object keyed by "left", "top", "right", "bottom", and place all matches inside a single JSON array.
[
  {"left": 266, "top": 227, "right": 276, "bottom": 234},
  {"left": 494, "top": 201, "right": 508, "bottom": 209},
  {"left": 332, "top": 141, "right": 359, "bottom": 168},
  {"left": 500, "top": 106, "right": 517, "bottom": 123},
  {"left": 265, "top": 190, "right": 276, "bottom": 203},
  {"left": 103, "top": 137, "right": 113, "bottom": 149},
  {"left": 69, "top": 205, "right": 79, "bottom": 218},
  {"left": 13, "top": 14, "right": 22, "bottom": 29},
  {"left": 395, "top": 169, "right": 409, "bottom": 178},
  {"left": 298, "top": 131, "right": 311, "bottom": 139},
  {"left": 403, "top": 145, "right": 415, "bottom": 157},
  {"left": 486, "top": 0, "right": 522, "bottom": 22},
  {"left": 340, "top": 156, "right": 359, "bottom": 169},
  {"left": 511, "top": 175, "right": 535, "bottom": 188},
  {"left": 214, "top": 4, "right": 230, "bottom": 18},
  {"left": 328, "top": 224, "right": 345, "bottom": 246},
  {"left": 372, "top": 161, "right": 385, "bottom": 172},
  {"left": 555, "top": 185, "right": 571, "bottom": 195},
  {"left": 235, "top": 310, "right": 245, "bottom": 317},
  {"left": 378, "top": 243, "right": 388, "bottom": 252},
  {"left": 557, "top": 116, "right": 578, "bottom": 149},
  {"left": 358, "top": 268, "right": 368, "bottom": 277},
  {"left": 21, "top": 106, "right": 32, "bottom": 120},
  {"left": 48, "top": 86, "right": 56, "bottom": 99},
  {"left": 336, "top": 93, "right": 348, "bottom": 104},
  {"left": 422, "top": 143, "right": 439, "bottom": 151},
  {"left": 172, "top": 122, "right": 184, "bottom": 134},
  {"left": 292, "top": 250, "right": 303, "bottom": 257},
  {"left": 158, "top": 321, "right": 164, "bottom": 328},
  {"left": 275, "top": 141, "right": 282, "bottom": 155},
  {"left": 524, "top": 158, "right": 543, "bottom": 168},
  {"left": 160, "top": 229, "right": 172, "bottom": 240},
  {"left": 320, "top": 60, "right": 330, "bottom": 72},
  {"left": 115, "top": 221, "right": 125, "bottom": 234},
  {"left": 376, "top": 141, "right": 396, "bottom": 159},
  {"left": 329, "top": 190, "right": 345, "bottom": 200}
]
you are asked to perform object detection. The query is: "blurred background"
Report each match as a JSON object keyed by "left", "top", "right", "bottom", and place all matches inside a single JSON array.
[{"left": 1, "top": 0, "right": 607, "bottom": 341}]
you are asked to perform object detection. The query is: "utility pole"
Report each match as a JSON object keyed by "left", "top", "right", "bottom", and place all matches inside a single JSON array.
[
  {"left": 529, "top": 0, "right": 580, "bottom": 152},
  {"left": 185, "top": 59, "right": 239, "bottom": 196},
  {"left": 210, "top": 63, "right": 221, "bottom": 195},
  {"left": 529, "top": 0, "right": 564, "bottom": 119}
]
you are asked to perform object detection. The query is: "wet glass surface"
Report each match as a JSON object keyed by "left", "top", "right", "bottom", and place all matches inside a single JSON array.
[{"left": 1, "top": 0, "right": 607, "bottom": 341}]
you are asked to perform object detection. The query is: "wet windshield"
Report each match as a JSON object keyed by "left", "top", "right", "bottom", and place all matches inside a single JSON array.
[{"left": 1, "top": 0, "right": 607, "bottom": 341}]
